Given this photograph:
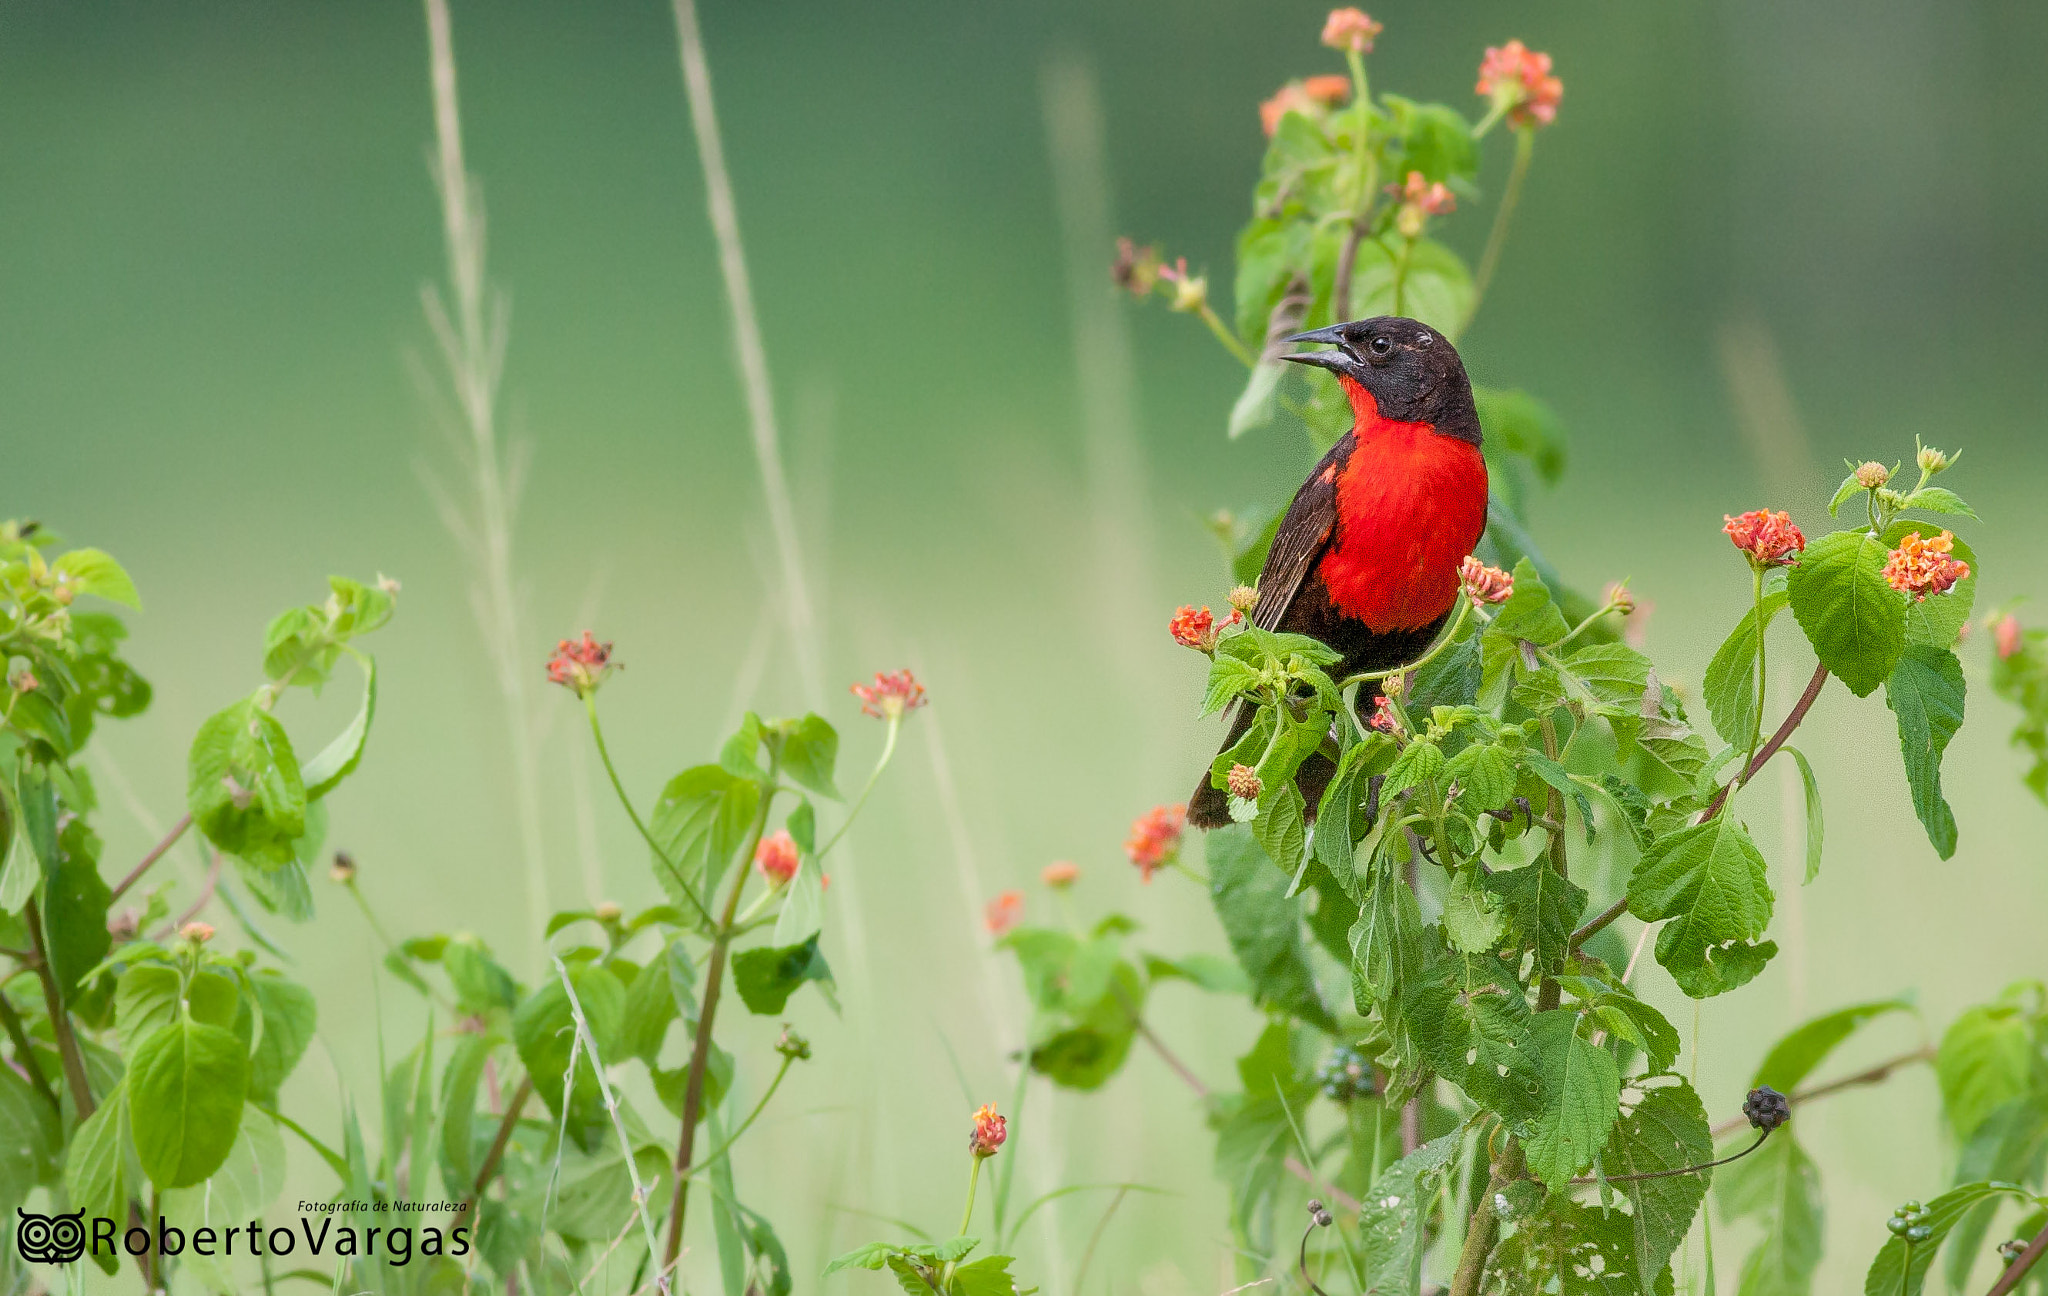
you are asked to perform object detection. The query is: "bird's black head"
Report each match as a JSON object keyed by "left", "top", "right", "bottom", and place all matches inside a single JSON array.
[{"left": 1280, "top": 316, "right": 1481, "bottom": 445}]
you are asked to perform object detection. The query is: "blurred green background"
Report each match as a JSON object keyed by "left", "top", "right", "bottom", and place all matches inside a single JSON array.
[{"left": 5, "top": 0, "right": 2047, "bottom": 1290}]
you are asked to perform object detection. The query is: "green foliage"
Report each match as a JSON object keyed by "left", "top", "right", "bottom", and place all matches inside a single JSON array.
[
  {"left": 1886, "top": 644, "right": 1966, "bottom": 858},
  {"left": 1787, "top": 529, "right": 1907, "bottom": 697},
  {"left": 731, "top": 934, "right": 835, "bottom": 1015},
  {"left": 1626, "top": 816, "right": 1776, "bottom": 999},
  {"left": 1718, "top": 1130, "right": 1824, "bottom": 1296}
]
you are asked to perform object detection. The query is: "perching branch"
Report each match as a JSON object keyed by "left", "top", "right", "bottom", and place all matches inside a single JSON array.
[
  {"left": 455, "top": 1074, "right": 533, "bottom": 1232},
  {"left": 1706, "top": 1045, "right": 1935, "bottom": 1140},
  {"left": 1571, "top": 660, "right": 1832, "bottom": 952},
  {"left": 108, "top": 811, "right": 191, "bottom": 904},
  {"left": 1987, "top": 1218, "right": 2048, "bottom": 1296}
]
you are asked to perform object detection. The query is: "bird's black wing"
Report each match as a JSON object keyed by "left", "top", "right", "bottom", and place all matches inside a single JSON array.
[{"left": 1250, "top": 432, "right": 1352, "bottom": 631}]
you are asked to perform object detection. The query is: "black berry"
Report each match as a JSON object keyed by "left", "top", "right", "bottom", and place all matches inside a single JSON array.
[{"left": 1743, "top": 1085, "right": 1791, "bottom": 1131}]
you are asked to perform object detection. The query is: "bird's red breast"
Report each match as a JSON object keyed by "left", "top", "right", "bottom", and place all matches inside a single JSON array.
[{"left": 1319, "top": 378, "right": 1489, "bottom": 632}]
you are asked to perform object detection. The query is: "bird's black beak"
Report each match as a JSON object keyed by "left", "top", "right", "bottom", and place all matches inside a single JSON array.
[{"left": 1279, "top": 324, "right": 1358, "bottom": 376}]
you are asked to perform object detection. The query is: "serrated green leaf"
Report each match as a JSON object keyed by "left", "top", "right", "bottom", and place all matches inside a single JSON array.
[
  {"left": 731, "top": 934, "right": 835, "bottom": 1016},
  {"left": 129, "top": 1016, "right": 250, "bottom": 1189},
  {"left": 187, "top": 696, "right": 306, "bottom": 865},
  {"left": 1355, "top": 1131, "right": 1462, "bottom": 1292},
  {"left": 1485, "top": 860, "right": 1588, "bottom": 978},
  {"left": 1885, "top": 644, "right": 1964, "bottom": 859},
  {"left": 53, "top": 547, "right": 141, "bottom": 609},
  {"left": 1525, "top": 1009, "right": 1621, "bottom": 1189},
  {"left": 1704, "top": 590, "right": 1789, "bottom": 748},
  {"left": 1444, "top": 867, "right": 1506, "bottom": 953},
  {"left": 769, "top": 713, "right": 840, "bottom": 800},
  {"left": 1602, "top": 1077, "right": 1712, "bottom": 1279},
  {"left": 1938, "top": 1002, "right": 2035, "bottom": 1141},
  {"left": 1901, "top": 487, "right": 1978, "bottom": 519},
  {"left": 1787, "top": 529, "right": 1906, "bottom": 697},
  {"left": 511, "top": 962, "right": 625, "bottom": 1153},
  {"left": 648, "top": 765, "right": 760, "bottom": 913},
  {"left": 1207, "top": 826, "right": 1335, "bottom": 1031},
  {"left": 1627, "top": 815, "right": 1776, "bottom": 999}
]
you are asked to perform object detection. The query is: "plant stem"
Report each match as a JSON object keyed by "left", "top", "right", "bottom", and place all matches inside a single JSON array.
[
  {"left": 584, "top": 695, "right": 716, "bottom": 929},
  {"left": 1462, "top": 126, "right": 1534, "bottom": 338},
  {"left": 1197, "top": 301, "right": 1257, "bottom": 368},
  {"left": 661, "top": 761, "right": 776, "bottom": 1273},
  {"left": 1986, "top": 1219, "right": 2048, "bottom": 1296},
  {"left": 958, "top": 1156, "right": 985, "bottom": 1238},
  {"left": 108, "top": 811, "right": 191, "bottom": 903},
  {"left": 1748, "top": 566, "right": 1768, "bottom": 772},
  {"left": 0, "top": 992, "right": 57, "bottom": 1115},
  {"left": 816, "top": 714, "right": 899, "bottom": 860},
  {"left": 1347, "top": 596, "right": 1471, "bottom": 689},
  {"left": 1707, "top": 1045, "right": 1935, "bottom": 1140},
  {"left": 1449, "top": 1162, "right": 1508, "bottom": 1296},
  {"left": 456, "top": 1074, "right": 533, "bottom": 1232},
  {"left": 24, "top": 900, "right": 92, "bottom": 1118},
  {"left": 152, "top": 848, "right": 223, "bottom": 939},
  {"left": 1571, "top": 661, "right": 1831, "bottom": 951},
  {"left": 678, "top": 1052, "right": 795, "bottom": 1181}
]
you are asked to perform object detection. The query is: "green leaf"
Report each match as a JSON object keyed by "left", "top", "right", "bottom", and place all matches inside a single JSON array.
[
  {"left": 435, "top": 1031, "right": 490, "bottom": 1192},
  {"left": 1938, "top": 1001, "right": 2036, "bottom": 1141},
  {"left": 1348, "top": 237, "right": 1472, "bottom": 337},
  {"left": 1863, "top": 1181, "right": 2030, "bottom": 1296},
  {"left": 1602, "top": 1077, "right": 1713, "bottom": 1279},
  {"left": 648, "top": 765, "right": 760, "bottom": 911},
  {"left": 825, "top": 1242, "right": 900, "bottom": 1274},
  {"left": 1627, "top": 815, "right": 1776, "bottom": 999},
  {"left": 1524, "top": 1009, "right": 1622, "bottom": 1189},
  {"left": 1205, "top": 826, "right": 1334, "bottom": 1031},
  {"left": 1446, "top": 740, "right": 1518, "bottom": 814},
  {"left": 731, "top": 934, "right": 836, "bottom": 1015},
  {"left": 1787, "top": 529, "right": 1907, "bottom": 697},
  {"left": 129, "top": 1015, "right": 251, "bottom": 1188},
  {"left": 1780, "top": 746, "right": 1824, "bottom": 884},
  {"left": 512, "top": 962, "right": 625, "bottom": 1153},
  {"left": 1885, "top": 644, "right": 1965, "bottom": 859},
  {"left": 1355, "top": 1131, "right": 1462, "bottom": 1292},
  {"left": 247, "top": 972, "right": 316, "bottom": 1103},
  {"left": 1752, "top": 998, "right": 1914, "bottom": 1096},
  {"left": 1704, "top": 589, "right": 1789, "bottom": 748},
  {"left": 116, "top": 963, "right": 183, "bottom": 1054},
  {"left": 299, "top": 651, "right": 376, "bottom": 800},
  {"left": 1407, "top": 973, "right": 1542, "bottom": 1120},
  {"left": 40, "top": 816, "right": 111, "bottom": 1002},
  {"left": 619, "top": 941, "right": 684, "bottom": 1063},
  {"left": 64, "top": 1082, "right": 130, "bottom": 1276},
  {"left": 952, "top": 1254, "right": 1018, "bottom": 1296},
  {"left": 442, "top": 934, "right": 520, "bottom": 1013},
  {"left": 1248, "top": 780, "right": 1307, "bottom": 873},
  {"left": 768, "top": 714, "right": 841, "bottom": 800},
  {"left": 1226, "top": 359, "right": 1286, "bottom": 441},
  {"left": 1901, "top": 487, "right": 1978, "bottom": 520},
  {"left": 1586, "top": 992, "right": 1681, "bottom": 1075},
  {"left": 1490, "top": 1199, "right": 1668, "bottom": 1295},
  {"left": 187, "top": 696, "right": 307, "bottom": 865},
  {"left": 53, "top": 547, "right": 141, "bottom": 609},
  {"left": 1484, "top": 861, "right": 1588, "bottom": 979},
  {"left": 0, "top": 1062, "right": 58, "bottom": 1212},
  {"left": 1717, "top": 1129, "right": 1823, "bottom": 1296},
  {"left": 1443, "top": 867, "right": 1506, "bottom": 953},
  {"left": 1143, "top": 952, "right": 1251, "bottom": 995}
]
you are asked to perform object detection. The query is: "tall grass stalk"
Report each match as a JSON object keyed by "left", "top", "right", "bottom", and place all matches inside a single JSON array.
[
  {"left": 417, "top": 0, "right": 552, "bottom": 955},
  {"left": 1039, "top": 54, "right": 1166, "bottom": 783}
]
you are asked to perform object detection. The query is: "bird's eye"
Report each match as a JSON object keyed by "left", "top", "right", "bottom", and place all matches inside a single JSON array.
[{"left": 1368, "top": 335, "right": 1393, "bottom": 356}]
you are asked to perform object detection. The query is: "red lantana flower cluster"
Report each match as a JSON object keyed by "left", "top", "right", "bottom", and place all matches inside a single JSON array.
[
  {"left": 1477, "top": 39, "right": 1562, "bottom": 128},
  {"left": 1884, "top": 530, "right": 1970, "bottom": 601},
  {"left": 1367, "top": 694, "right": 1402, "bottom": 734},
  {"left": 1041, "top": 860, "right": 1079, "bottom": 888},
  {"left": 969, "top": 1103, "right": 1007, "bottom": 1157},
  {"left": 1723, "top": 510, "right": 1806, "bottom": 568},
  {"left": 1169, "top": 604, "right": 1241, "bottom": 653},
  {"left": 754, "top": 829, "right": 799, "bottom": 886},
  {"left": 851, "top": 669, "right": 927, "bottom": 720},
  {"left": 984, "top": 890, "right": 1024, "bottom": 936},
  {"left": 547, "top": 632, "right": 617, "bottom": 697},
  {"left": 1460, "top": 555, "right": 1513, "bottom": 606},
  {"left": 1125, "top": 804, "right": 1186, "bottom": 882},
  {"left": 1321, "top": 8, "right": 1382, "bottom": 54},
  {"left": 1396, "top": 170, "right": 1455, "bottom": 216},
  {"left": 1226, "top": 763, "right": 1263, "bottom": 801}
]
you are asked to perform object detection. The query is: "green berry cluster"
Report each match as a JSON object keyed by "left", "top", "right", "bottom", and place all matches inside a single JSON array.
[
  {"left": 1887, "top": 1201, "right": 1933, "bottom": 1245},
  {"left": 1317, "top": 1046, "right": 1376, "bottom": 1103}
]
